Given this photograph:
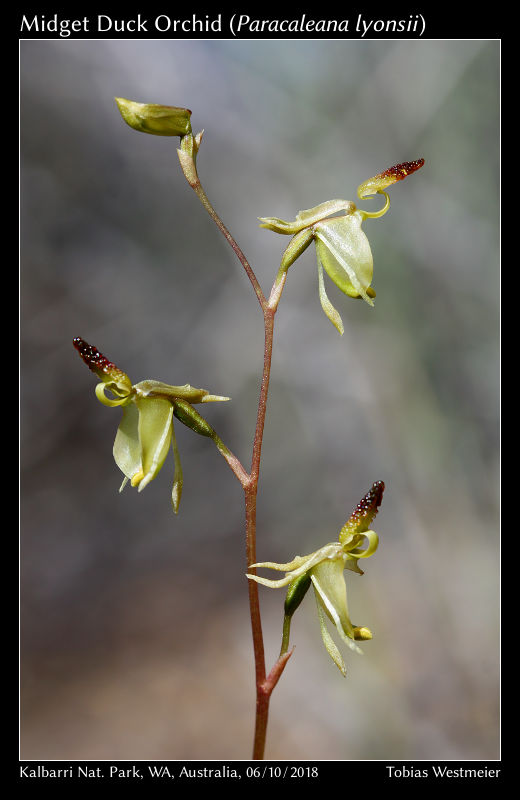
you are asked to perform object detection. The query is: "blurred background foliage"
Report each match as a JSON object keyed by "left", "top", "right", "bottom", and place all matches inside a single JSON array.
[{"left": 20, "top": 39, "right": 499, "bottom": 760}]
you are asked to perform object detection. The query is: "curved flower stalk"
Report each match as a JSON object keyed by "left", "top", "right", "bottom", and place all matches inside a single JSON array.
[
  {"left": 73, "top": 337, "right": 229, "bottom": 513},
  {"left": 260, "top": 159, "right": 424, "bottom": 334},
  {"left": 247, "top": 481, "right": 385, "bottom": 675}
]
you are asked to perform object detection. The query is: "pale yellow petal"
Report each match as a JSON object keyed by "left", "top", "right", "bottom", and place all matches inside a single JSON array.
[
  {"left": 135, "top": 397, "right": 173, "bottom": 491},
  {"left": 314, "top": 213, "right": 374, "bottom": 306},
  {"left": 113, "top": 403, "right": 142, "bottom": 483},
  {"left": 315, "top": 590, "right": 347, "bottom": 676}
]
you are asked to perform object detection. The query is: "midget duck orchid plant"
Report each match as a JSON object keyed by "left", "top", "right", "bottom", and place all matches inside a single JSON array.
[{"left": 72, "top": 96, "right": 425, "bottom": 760}]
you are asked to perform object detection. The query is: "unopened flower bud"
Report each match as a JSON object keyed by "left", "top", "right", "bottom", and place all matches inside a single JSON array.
[{"left": 115, "top": 97, "right": 192, "bottom": 137}]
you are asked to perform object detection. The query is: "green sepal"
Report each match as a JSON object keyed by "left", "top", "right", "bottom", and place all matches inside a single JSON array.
[
  {"left": 259, "top": 199, "right": 356, "bottom": 235},
  {"left": 134, "top": 380, "right": 229, "bottom": 404}
]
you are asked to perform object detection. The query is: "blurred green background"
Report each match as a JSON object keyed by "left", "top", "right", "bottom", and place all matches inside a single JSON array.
[{"left": 20, "top": 39, "right": 500, "bottom": 760}]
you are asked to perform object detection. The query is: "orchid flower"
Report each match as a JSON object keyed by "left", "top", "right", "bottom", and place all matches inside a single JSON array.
[
  {"left": 73, "top": 337, "right": 229, "bottom": 513},
  {"left": 260, "top": 159, "right": 424, "bottom": 334},
  {"left": 247, "top": 481, "right": 384, "bottom": 675}
]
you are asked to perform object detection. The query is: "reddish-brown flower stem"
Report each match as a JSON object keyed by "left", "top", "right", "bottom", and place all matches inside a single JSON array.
[
  {"left": 247, "top": 307, "right": 277, "bottom": 760},
  {"left": 189, "top": 179, "right": 267, "bottom": 312},
  {"left": 185, "top": 167, "right": 285, "bottom": 759}
]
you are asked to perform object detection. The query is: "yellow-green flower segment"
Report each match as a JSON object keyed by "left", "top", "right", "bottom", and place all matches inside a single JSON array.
[
  {"left": 73, "top": 337, "right": 229, "bottom": 513},
  {"left": 259, "top": 159, "right": 425, "bottom": 335},
  {"left": 247, "top": 481, "right": 384, "bottom": 676}
]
